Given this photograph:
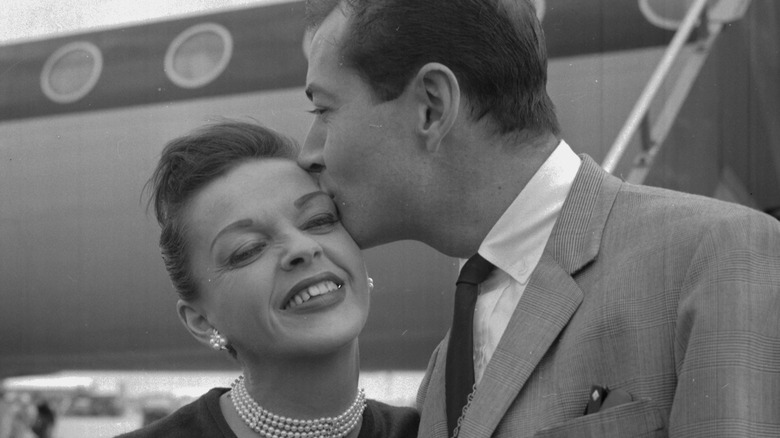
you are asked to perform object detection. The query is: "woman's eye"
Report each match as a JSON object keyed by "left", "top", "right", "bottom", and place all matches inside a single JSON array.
[
  {"left": 227, "top": 242, "right": 266, "bottom": 268},
  {"left": 304, "top": 213, "right": 339, "bottom": 232}
]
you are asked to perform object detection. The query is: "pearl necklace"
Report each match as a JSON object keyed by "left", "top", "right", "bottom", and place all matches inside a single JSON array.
[{"left": 230, "top": 375, "right": 366, "bottom": 438}]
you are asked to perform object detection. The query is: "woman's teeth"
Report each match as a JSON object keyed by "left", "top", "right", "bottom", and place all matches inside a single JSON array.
[{"left": 285, "top": 281, "right": 341, "bottom": 309}]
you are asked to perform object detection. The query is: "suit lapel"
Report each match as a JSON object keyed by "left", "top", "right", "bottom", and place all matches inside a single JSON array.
[
  {"left": 457, "top": 255, "right": 583, "bottom": 437},
  {"left": 457, "top": 157, "right": 622, "bottom": 437},
  {"left": 418, "top": 339, "right": 451, "bottom": 438},
  {"left": 545, "top": 156, "right": 621, "bottom": 276}
]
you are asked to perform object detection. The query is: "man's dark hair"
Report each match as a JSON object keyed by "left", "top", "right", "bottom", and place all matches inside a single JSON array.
[{"left": 306, "top": 0, "right": 560, "bottom": 136}]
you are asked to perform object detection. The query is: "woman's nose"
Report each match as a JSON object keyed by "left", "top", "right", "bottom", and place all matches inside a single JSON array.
[{"left": 280, "top": 232, "right": 322, "bottom": 270}]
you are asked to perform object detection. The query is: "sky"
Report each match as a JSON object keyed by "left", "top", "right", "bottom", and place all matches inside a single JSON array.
[{"left": 0, "top": 0, "right": 291, "bottom": 44}]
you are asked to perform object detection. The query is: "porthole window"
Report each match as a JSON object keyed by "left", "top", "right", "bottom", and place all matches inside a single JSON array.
[
  {"left": 639, "top": 0, "right": 694, "bottom": 30},
  {"left": 165, "top": 23, "right": 233, "bottom": 89},
  {"left": 40, "top": 41, "right": 103, "bottom": 104},
  {"left": 640, "top": 0, "right": 749, "bottom": 29}
]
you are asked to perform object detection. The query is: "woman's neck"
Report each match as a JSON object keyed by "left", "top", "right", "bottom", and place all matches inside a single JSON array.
[{"left": 240, "top": 340, "right": 361, "bottom": 419}]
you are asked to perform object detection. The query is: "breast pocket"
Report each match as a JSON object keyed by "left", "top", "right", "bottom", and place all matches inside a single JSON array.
[{"left": 533, "top": 399, "right": 666, "bottom": 438}]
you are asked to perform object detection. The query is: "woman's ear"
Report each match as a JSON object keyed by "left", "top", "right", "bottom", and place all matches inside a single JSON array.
[
  {"left": 176, "top": 299, "right": 214, "bottom": 348},
  {"left": 411, "top": 62, "right": 461, "bottom": 153}
]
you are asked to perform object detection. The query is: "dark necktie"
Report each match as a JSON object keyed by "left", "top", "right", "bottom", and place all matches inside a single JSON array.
[{"left": 446, "top": 253, "right": 495, "bottom": 437}]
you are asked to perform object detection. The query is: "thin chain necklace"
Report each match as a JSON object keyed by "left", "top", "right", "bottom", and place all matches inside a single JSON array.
[{"left": 230, "top": 375, "right": 366, "bottom": 438}]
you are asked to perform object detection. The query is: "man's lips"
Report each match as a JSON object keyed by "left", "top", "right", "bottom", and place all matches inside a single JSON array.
[{"left": 315, "top": 175, "right": 336, "bottom": 199}]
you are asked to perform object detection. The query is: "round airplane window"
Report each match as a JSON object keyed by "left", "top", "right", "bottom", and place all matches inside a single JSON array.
[
  {"left": 639, "top": 0, "right": 750, "bottom": 29},
  {"left": 40, "top": 41, "right": 103, "bottom": 104},
  {"left": 165, "top": 23, "right": 233, "bottom": 89},
  {"left": 639, "top": 0, "right": 702, "bottom": 30}
]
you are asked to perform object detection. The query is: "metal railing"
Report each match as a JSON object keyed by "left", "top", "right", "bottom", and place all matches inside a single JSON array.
[{"left": 601, "top": 0, "right": 719, "bottom": 178}]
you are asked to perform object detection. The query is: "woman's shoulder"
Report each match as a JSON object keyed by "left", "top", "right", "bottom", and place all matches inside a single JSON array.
[
  {"left": 115, "top": 387, "right": 233, "bottom": 438},
  {"left": 359, "top": 399, "right": 419, "bottom": 438}
]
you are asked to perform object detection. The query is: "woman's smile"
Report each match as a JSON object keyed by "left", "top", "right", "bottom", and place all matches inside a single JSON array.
[
  {"left": 283, "top": 279, "right": 343, "bottom": 310},
  {"left": 283, "top": 283, "right": 346, "bottom": 313}
]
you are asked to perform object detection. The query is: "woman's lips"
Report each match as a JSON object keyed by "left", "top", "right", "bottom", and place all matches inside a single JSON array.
[{"left": 284, "top": 280, "right": 342, "bottom": 310}]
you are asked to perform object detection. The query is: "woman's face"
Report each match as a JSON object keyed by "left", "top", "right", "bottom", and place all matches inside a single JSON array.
[{"left": 184, "top": 158, "right": 369, "bottom": 362}]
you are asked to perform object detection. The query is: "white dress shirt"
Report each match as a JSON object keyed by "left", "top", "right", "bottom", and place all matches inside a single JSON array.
[{"left": 469, "top": 140, "right": 581, "bottom": 383}]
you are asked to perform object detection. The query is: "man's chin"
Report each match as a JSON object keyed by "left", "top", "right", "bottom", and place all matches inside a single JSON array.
[
  {"left": 345, "top": 221, "right": 389, "bottom": 251},
  {"left": 339, "top": 214, "right": 372, "bottom": 249}
]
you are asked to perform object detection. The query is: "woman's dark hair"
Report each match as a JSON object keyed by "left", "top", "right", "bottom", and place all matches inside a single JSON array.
[
  {"left": 146, "top": 121, "right": 299, "bottom": 301},
  {"left": 306, "top": 0, "right": 559, "bottom": 136}
]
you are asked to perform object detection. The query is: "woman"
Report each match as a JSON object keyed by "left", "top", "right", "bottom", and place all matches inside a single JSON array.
[{"left": 119, "top": 121, "right": 418, "bottom": 437}]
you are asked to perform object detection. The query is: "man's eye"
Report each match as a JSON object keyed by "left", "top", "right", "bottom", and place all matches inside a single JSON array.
[
  {"left": 227, "top": 243, "right": 266, "bottom": 267},
  {"left": 306, "top": 108, "right": 328, "bottom": 118}
]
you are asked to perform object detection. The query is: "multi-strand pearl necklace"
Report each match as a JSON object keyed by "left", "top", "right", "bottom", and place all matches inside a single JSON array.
[{"left": 230, "top": 375, "right": 366, "bottom": 438}]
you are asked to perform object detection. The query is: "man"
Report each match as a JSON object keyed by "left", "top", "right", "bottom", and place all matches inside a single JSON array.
[{"left": 299, "top": 0, "right": 780, "bottom": 437}]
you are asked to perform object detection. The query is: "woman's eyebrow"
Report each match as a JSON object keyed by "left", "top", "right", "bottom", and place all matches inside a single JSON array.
[
  {"left": 294, "top": 191, "right": 331, "bottom": 209},
  {"left": 211, "top": 218, "right": 254, "bottom": 251}
]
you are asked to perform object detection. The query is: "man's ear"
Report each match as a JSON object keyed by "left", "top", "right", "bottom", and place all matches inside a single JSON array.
[
  {"left": 412, "top": 63, "right": 461, "bottom": 153},
  {"left": 176, "top": 299, "right": 214, "bottom": 348}
]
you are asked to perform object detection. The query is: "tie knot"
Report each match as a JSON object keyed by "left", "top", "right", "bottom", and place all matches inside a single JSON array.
[{"left": 457, "top": 253, "right": 495, "bottom": 286}]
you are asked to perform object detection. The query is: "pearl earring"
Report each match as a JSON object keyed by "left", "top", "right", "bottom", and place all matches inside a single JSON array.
[{"left": 209, "top": 328, "right": 228, "bottom": 351}]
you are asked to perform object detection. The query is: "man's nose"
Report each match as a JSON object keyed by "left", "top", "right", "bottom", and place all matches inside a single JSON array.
[{"left": 298, "top": 122, "right": 325, "bottom": 173}]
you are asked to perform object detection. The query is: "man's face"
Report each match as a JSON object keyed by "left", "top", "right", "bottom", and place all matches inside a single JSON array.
[{"left": 299, "top": 7, "right": 420, "bottom": 249}]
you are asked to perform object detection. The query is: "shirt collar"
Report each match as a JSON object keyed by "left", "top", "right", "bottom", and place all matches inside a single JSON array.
[{"left": 476, "top": 140, "right": 581, "bottom": 284}]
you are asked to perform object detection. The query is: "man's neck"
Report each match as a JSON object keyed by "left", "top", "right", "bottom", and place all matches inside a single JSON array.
[{"left": 419, "top": 132, "right": 560, "bottom": 258}]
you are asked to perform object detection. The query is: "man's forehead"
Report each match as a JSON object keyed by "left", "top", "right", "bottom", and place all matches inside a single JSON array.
[
  {"left": 310, "top": 6, "right": 350, "bottom": 55},
  {"left": 306, "top": 8, "right": 351, "bottom": 95}
]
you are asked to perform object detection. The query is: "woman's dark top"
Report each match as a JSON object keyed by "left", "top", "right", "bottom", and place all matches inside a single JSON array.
[{"left": 116, "top": 387, "right": 420, "bottom": 438}]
